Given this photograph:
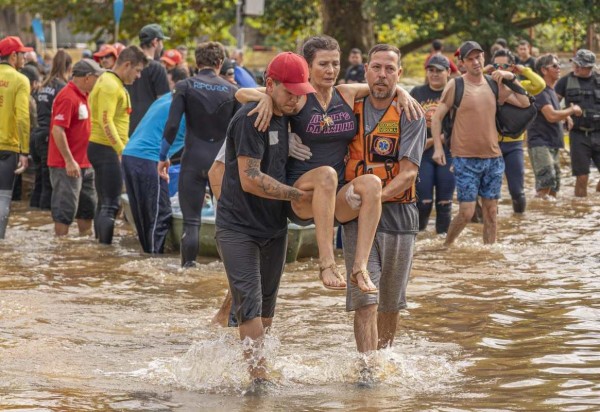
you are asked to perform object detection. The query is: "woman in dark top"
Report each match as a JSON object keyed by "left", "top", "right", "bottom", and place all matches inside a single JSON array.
[
  {"left": 238, "top": 36, "right": 422, "bottom": 294},
  {"left": 31, "top": 50, "right": 72, "bottom": 209}
]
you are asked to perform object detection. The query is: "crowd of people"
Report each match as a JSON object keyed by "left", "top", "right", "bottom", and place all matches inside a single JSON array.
[{"left": 0, "top": 27, "right": 598, "bottom": 386}]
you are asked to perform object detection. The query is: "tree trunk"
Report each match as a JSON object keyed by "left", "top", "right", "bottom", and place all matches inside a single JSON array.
[{"left": 321, "top": 0, "right": 374, "bottom": 76}]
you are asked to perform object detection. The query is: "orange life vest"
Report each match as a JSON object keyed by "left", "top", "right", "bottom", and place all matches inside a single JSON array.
[{"left": 345, "top": 97, "right": 416, "bottom": 203}]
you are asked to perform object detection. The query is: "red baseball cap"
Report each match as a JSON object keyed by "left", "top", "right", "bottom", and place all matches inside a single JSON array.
[
  {"left": 93, "top": 45, "right": 118, "bottom": 62},
  {"left": 0, "top": 36, "right": 33, "bottom": 56},
  {"left": 266, "top": 52, "right": 315, "bottom": 96},
  {"left": 160, "top": 49, "right": 182, "bottom": 66}
]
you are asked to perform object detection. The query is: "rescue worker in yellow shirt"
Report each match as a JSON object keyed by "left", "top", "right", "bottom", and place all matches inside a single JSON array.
[
  {"left": 88, "top": 46, "right": 148, "bottom": 244},
  {"left": 0, "top": 36, "right": 33, "bottom": 239}
]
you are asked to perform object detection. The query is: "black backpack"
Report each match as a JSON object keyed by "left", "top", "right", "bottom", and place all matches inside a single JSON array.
[{"left": 443, "top": 75, "right": 537, "bottom": 142}]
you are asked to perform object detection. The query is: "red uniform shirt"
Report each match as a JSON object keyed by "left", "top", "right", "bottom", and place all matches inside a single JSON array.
[{"left": 47, "top": 81, "right": 92, "bottom": 168}]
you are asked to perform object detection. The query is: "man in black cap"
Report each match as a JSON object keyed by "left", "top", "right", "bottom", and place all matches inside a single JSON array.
[
  {"left": 555, "top": 49, "right": 600, "bottom": 197},
  {"left": 431, "top": 40, "right": 530, "bottom": 245},
  {"left": 127, "top": 23, "right": 170, "bottom": 135}
]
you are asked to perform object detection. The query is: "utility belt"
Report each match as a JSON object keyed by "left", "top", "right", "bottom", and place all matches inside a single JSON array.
[{"left": 571, "top": 128, "right": 600, "bottom": 137}]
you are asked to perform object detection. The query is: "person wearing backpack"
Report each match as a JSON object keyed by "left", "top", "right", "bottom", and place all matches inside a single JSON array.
[
  {"left": 527, "top": 54, "right": 582, "bottom": 199},
  {"left": 430, "top": 41, "right": 531, "bottom": 245},
  {"left": 554, "top": 49, "right": 600, "bottom": 197}
]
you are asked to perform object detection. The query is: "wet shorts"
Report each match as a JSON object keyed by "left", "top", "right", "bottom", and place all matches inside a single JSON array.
[
  {"left": 453, "top": 156, "right": 504, "bottom": 202},
  {"left": 342, "top": 220, "right": 415, "bottom": 312},
  {"left": 49, "top": 167, "right": 97, "bottom": 225},
  {"left": 215, "top": 227, "right": 287, "bottom": 323},
  {"left": 569, "top": 131, "right": 600, "bottom": 176}
]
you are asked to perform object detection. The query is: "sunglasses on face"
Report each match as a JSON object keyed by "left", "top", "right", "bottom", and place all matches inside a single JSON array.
[
  {"left": 492, "top": 63, "right": 512, "bottom": 70},
  {"left": 545, "top": 63, "right": 560, "bottom": 69}
]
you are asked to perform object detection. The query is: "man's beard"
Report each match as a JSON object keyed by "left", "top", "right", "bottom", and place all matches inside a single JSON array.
[{"left": 371, "top": 88, "right": 393, "bottom": 99}]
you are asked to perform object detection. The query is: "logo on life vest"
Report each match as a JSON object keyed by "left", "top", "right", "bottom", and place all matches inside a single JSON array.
[
  {"left": 373, "top": 136, "right": 394, "bottom": 156},
  {"left": 377, "top": 121, "right": 398, "bottom": 134}
]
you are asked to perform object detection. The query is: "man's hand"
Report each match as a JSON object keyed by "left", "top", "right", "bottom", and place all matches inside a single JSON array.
[
  {"left": 570, "top": 103, "right": 583, "bottom": 117},
  {"left": 247, "top": 93, "right": 273, "bottom": 132},
  {"left": 492, "top": 69, "right": 516, "bottom": 83},
  {"left": 345, "top": 184, "right": 362, "bottom": 210},
  {"left": 289, "top": 133, "right": 312, "bottom": 160},
  {"left": 432, "top": 147, "right": 446, "bottom": 166},
  {"left": 14, "top": 155, "right": 28, "bottom": 174},
  {"left": 565, "top": 116, "right": 574, "bottom": 131},
  {"left": 158, "top": 159, "right": 171, "bottom": 182},
  {"left": 65, "top": 160, "right": 81, "bottom": 178},
  {"left": 396, "top": 86, "right": 425, "bottom": 121}
]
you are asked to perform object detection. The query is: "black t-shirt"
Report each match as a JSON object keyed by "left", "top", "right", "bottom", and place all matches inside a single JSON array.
[
  {"left": 344, "top": 64, "right": 365, "bottom": 83},
  {"left": 127, "top": 59, "right": 170, "bottom": 135},
  {"left": 34, "top": 78, "right": 67, "bottom": 136},
  {"left": 409, "top": 84, "right": 443, "bottom": 138},
  {"left": 216, "top": 103, "right": 289, "bottom": 238},
  {"left": 516, "top": 56, "right": 536, "bottom": 70},
  {"left": 164, "top": 69, "right": 240, "bottom": 173},
  {"left": 527, "top": 86, "right": 564, "bottom": 149},
  {"left": 288, "top": 90, "right": 357, "bottom": 186}
]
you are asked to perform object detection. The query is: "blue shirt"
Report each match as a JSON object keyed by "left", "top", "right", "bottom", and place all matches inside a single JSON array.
[
  {"left": 123, "top": 93, "right": 185, "bottom": 161},
  {"left": 234, "top": 66, "right": 257, "bottom": 88}
]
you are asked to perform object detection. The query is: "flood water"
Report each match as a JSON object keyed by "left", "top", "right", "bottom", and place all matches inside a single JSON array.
[{"left": 1, "top": 156, "right": 600, "bottom": 411}]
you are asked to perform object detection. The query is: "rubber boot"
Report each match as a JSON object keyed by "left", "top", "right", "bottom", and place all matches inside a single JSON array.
[
  {"left": 181, "top": 223, "right": 200, "bottom": 267},
  {"left": 435, "top": 202, "right": 452, "bottom": 234},
  {"left": 512, "top": 194, "right": 526, "bottom": 214},
  {"left": 96, "top": 204, "right": 118, "bottom": 244},
  {"left": 0, "top": 190, "right": 12, "bottom": 239},
  {"left": 417, "top": 201, "right": 433, "bottom": 231}
]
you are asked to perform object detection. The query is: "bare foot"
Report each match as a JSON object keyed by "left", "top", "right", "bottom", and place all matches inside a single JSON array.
[{"left": 210, "top": 290, "right": 232, "bottom": 327}]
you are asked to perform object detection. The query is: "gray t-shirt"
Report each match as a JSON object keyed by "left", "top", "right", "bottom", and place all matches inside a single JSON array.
[{"left": 363, "top": 98, "right": 427, "bottom": 235}]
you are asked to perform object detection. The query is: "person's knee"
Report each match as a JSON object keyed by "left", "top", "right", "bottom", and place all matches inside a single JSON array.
[
  {"left": 315, "top": 166, "right": 337, "bottom": 191},
  {"left": 457, "top": 204, "right": 475, "bottom": 221},
  {"left": 354, "top": 175, "right": 382, "bottom": 198},
  {"left": 355, "top": 303, "right": 377, "bottom": 319}
]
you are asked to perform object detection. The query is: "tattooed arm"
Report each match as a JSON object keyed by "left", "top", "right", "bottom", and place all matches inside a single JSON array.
[{"left": 238, "top": 156, "right": 311, "bottom": 202}]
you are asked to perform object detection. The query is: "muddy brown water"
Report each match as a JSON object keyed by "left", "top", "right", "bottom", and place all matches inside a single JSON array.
[{"left": 1, "top": 158, "right": 600, "bottom": 411}]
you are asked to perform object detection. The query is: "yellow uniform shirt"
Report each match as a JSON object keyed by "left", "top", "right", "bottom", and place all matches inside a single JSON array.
[
  {"left": 0, "top": 63, "right": 31, "bottom": 154},
  {"left": 499, "top": 67, "right": 546, "bottom": 143},
  {"left": 89, "top": 71, "right": 131, "bottom": 154}
]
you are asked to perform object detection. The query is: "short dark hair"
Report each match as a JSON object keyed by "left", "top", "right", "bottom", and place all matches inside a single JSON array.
[
  {"left": 116, "top": 45, "right": 149, "bottom": 67},
  {"left": 367, "top": 44, "right": 401, "bottom": 65},
  {"left": 350, "top": 48, "right": 362, "bottom": 55},
  {"left": 495, "top": 38, "right": 508, "bottom": 48},
  {"left": 432, "top": 39, "right": 443, "bottom": 51},
  {"left": 168, "top": 67, "right": 189, "bottom": 83},
  {"left": 302, "top": 35, "right": 340, "bottom": 66},
  {"left": 491, "top": 48, "right": 515, "bottom": 64},
  {"left": 518, "top": 40, "right": 530, "bottom": 47},
  {"left": 535, "top": 53, "right": 557, "bottom": 75},
  {"left": 195, "top": 41, "right": 226, "bottom": 68}
]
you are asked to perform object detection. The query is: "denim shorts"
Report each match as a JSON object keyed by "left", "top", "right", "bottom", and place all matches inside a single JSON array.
[{"left": 453, "top": 156, "right": 504, "bottom": 202}]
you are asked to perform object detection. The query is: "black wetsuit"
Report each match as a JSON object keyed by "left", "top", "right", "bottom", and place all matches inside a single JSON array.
[
  {"left": 163, "top": 68, "right": 240, "bottom": 266},
  {"left": 288, "top": 90, "right": 357, "bottom": 188}
]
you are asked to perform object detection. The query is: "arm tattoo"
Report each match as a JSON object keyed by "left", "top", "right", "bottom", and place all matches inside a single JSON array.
[{"left": 244, "top": 158, "right": 261, "bottom": 178}]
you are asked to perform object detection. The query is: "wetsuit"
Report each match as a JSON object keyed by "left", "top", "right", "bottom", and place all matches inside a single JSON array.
[
  {"left": 288, "top": 90, "right": 357, "bottom": 188},
  {"left": 161, "top": 68, "right": 239, "bottom": 266},
  {"left": 0, "top": 62, "right": 30, "bottom": 239}
]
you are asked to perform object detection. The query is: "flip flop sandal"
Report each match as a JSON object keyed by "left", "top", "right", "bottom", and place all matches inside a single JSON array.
[
  {"left": 350, "top": 269, "right": 378, "bottom": 295},
  {"left": 319, "top": 263, "right": 346, "bottom": 290}
]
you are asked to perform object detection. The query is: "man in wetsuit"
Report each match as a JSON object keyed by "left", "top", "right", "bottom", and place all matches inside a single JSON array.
[
  {"left": 216, "top": 52, "right": 315, "bottom": 382},
  {"left": 0, "top": 36, "right": 32, "bottom": 239},
  {"left": 158, "top": 42, "right": 240, "bottom": 267}
]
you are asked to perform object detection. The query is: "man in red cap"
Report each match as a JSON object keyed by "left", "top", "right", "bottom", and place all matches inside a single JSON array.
[
  {"left": 215, "top": 52, "right": 314, "bottom": 387},
  {"left": 93, "top": 45, "right": 118, "bottom": 70},
  {"left": 159, "top": 49, "right": 182, "bottom": 70},
  {"left": 0, "top": 36, "right": 33, "bottom": 238}
]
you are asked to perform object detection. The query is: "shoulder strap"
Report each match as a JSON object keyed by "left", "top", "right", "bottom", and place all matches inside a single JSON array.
[
  {"left": 484, "top": 74, "right": 499, "bottom": 99},
  {"left": 449, "top": 77, "right": 464, "bottom": 126},
  {"left": 566, "top": 74, "right": 580, "bottom": 91}
]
